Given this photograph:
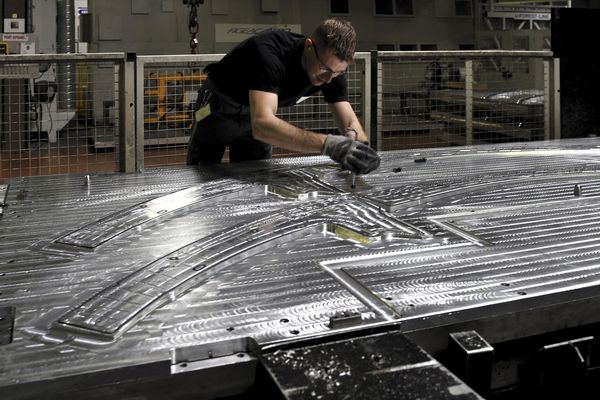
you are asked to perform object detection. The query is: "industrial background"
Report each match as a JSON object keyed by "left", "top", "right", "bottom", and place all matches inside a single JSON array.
[
  {"left": 2, "top": 1, "right": 600, "bottom": 399},
  {"left": 3, "top": 0, "right": 592, "bottom": 181}
]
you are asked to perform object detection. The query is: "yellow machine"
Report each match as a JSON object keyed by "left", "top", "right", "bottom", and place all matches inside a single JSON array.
[{"left": 144, "top": 71, "right": 207, "bottom": 129}]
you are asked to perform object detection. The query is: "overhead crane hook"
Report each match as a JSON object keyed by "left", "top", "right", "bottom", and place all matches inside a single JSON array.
[{"left": 183, "top": 0, "right": 204, "bottom": 54}]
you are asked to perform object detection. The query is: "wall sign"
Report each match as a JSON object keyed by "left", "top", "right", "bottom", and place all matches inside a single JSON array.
[{"left": 215, "top": 24, "right": 301, "bottom": 43}]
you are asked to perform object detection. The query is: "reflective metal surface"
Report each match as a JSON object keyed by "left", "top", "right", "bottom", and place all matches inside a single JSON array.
[
  {"left": 3, "top": 139, "right": 600, "bottom": 394},
  {"left": 0, "top": 306, "right": 15, "bottom": 345},
  {"left": 262, "top": 330, "right": 484, "bottom": 400},
  {"left": 0, "top": 185, "right": 6, "bottom": 216}
]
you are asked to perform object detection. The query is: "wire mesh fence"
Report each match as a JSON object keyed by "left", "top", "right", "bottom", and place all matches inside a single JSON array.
[
  {"left": 0, "top": 54, "right": 124, "bottom": 183},
  {"left": 2, "top": 50, "right": 556, "bottom": 182},
  {"left": 376, "top": 50, "right": 552, "bottom": 151},
  {"left": 138, "top": 56, "right": 216, "bottom": 167},
  {"left": 137, "top": 54, "right": 368, "bottom": 165}
]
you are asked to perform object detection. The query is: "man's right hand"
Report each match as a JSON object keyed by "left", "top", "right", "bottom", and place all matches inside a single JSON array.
[{"left": 322, "top": 135, "right": 381, "bottom": 174}]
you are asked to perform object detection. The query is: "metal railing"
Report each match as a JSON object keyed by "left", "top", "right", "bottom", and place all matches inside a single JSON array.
[
  {"left": 372, "top": 50, "right": 558, "bottom": 151},
  {"left": 135, "top": 54, "right": 219, "bottom": 171},
  {"left": 0, "top": 53, "right": 128, "bottom": 181},
  {"left": 1, "top": 50, "right": 558, "bottom": 182},
  {"left": 134, "top": 53, "right": 369, "bottom": 172}
]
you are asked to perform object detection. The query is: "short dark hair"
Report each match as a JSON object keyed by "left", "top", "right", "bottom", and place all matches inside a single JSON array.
[{"left": 311, "top": 18, "right": 356, "bottom": 62}]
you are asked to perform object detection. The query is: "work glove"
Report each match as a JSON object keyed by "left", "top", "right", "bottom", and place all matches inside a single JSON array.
[{"left": 322, "top": 134, "right": 381, "bottom": 175}]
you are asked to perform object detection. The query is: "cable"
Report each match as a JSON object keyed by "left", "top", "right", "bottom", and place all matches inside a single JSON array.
[{"left": 183, "top": 0, "right": 204, "bottom": 54}]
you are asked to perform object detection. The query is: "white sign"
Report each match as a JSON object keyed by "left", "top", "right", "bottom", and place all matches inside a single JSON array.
[
  {"left": 216, "top": 24, "right": 302, "bottom": 43},
  {"left": 1, "top": 33, "right": 30, "bottom": 41},
  {"left": 487, "top": 11, "right": 551, "bottom": 20},
  {"left": 3, "top": 19, "right": 25, "bottom": 34}
]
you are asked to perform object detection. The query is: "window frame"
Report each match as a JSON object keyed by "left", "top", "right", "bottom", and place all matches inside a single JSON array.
[
  {"left": 330, "top": 0, "right": 351, "bottom": 15},
  {"left": 374, "top": 0, "right": 415, "bottom": 17},
  {"left": 376, "top": 43, "right": 396, "bottom": 51},
  {"left": 454, "top": 0, "right": 472, "bottom": 17},
  {"left": 398, "top": 44, "right": 418, "bottom": 51},
  {"left": 420, "top": 44, "right": 438, "bottom": 51}
]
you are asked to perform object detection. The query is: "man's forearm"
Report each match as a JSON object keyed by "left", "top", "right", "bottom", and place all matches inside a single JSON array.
[
  {"left": 328, "top": 101, "right": 368, "bottom": 142},
  {"left": 251, "top": 115, "right": 327, "bottom": 153}
]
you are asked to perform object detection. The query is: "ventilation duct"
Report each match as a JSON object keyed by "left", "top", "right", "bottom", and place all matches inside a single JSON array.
[{"left": 56, "top": 0, "right": 76, "bottom": 110}]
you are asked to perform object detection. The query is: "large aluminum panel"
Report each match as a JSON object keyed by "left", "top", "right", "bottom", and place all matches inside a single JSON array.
[{"left": 2, "top": 139, "right": 600, "bottom": 396}]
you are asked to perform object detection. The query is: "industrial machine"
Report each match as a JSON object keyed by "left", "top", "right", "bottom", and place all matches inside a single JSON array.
[
  {"left": 1, "top": 0, "right": 86, "bottom": 149},
  {"left": 144, "top": 71, "right": 207, "bottom": 130},
  {"left": 0, "top": 64, "right": 77, "bottom": 149},
  {"left": 2, "top": 139, "right": 600, "bottom": 398}
]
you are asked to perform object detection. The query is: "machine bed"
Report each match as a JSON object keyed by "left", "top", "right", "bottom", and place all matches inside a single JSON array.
[{"left": 2, "top": 139, "right": 600, "bottom": 399}]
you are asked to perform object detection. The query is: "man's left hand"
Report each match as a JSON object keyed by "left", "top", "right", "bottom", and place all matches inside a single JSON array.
[
  {"left": 345, "top": 141, "right": 381, "bottom": 174},
  {"left": 323, "top": 135, "right": 380, "bottom": 174}
]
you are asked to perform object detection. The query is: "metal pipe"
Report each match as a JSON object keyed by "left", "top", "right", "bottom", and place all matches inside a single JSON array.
[
  {"left": 56, "top": 0, "right": 76, "bottom": 110},
  {"left": 27, "top": 0, "right": 33, "bottom": 33}
]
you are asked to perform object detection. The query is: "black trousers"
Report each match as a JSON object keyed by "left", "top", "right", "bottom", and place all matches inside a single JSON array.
[{"left": 186, "top": 80, "right": 272, "bottom": 165}]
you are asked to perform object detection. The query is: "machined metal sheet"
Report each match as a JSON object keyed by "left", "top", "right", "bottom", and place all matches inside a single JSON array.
[
  {"left": 52, "top": 179, "right": 257, "bottom": 251},
  {"left": 4, "top": 139, "right": 600, "bottom": 396},
  {"left": 265, "top": 168, "right": 345, "bottom": 199},
  {"left": 262, "top": 330, "right": 484, "bottom": 400},
  {"left": 55, "top": 198, "right": 429, "bottom": 340}
]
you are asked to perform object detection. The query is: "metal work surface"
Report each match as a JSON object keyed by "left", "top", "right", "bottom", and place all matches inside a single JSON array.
[
  {"left": 261, "top": 330, "right": 483, "bottom": 399},
  {"left": 2, "top": 138, "right": 600, "bottom": 397}
]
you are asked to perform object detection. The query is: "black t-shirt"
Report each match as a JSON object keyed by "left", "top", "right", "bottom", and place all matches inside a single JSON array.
[{"left": 205, "top": 30, "right": 348, "bottom": 108}]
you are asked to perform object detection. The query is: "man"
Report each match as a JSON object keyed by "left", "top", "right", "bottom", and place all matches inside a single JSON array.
[{"left": 187, "top": 18, "right": 380, "bottom": 175}]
